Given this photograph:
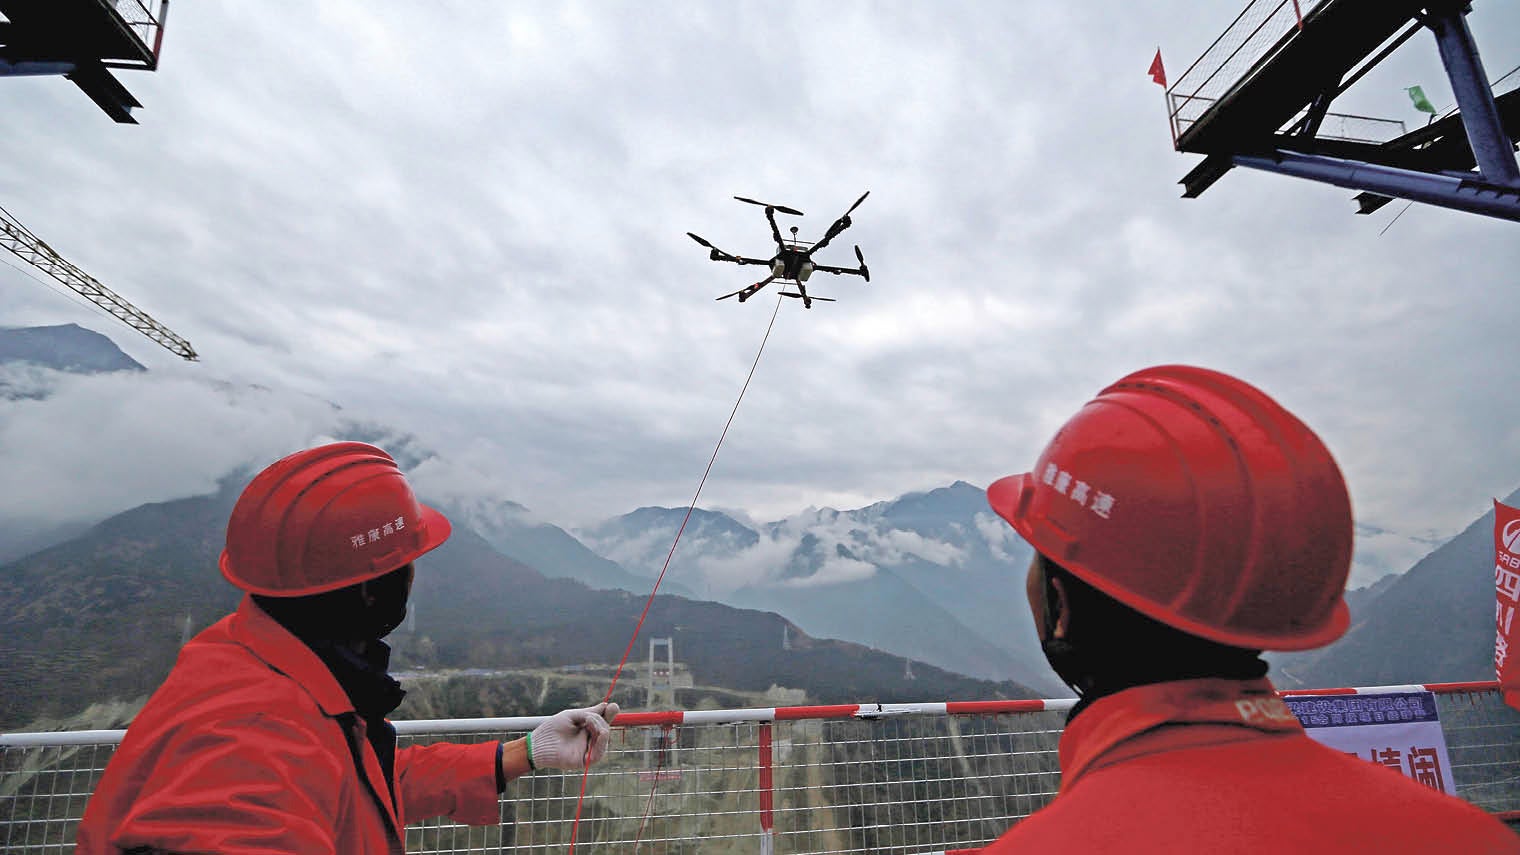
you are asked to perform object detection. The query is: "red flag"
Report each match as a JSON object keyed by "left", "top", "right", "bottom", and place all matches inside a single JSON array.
[
  {"left": 1495, "top": 499, "right": 1520, "bottom": 711},
  {"left": 1148, "top": 49, "right": 1167, "bottom": 88}
]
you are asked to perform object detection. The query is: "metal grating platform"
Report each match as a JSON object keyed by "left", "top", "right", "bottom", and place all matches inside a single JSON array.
[
  {"left": 0, "top": 0, "right": 167, "bottom": 122},
  {"left": 1169, "top": 0, "right": 1426, "bottom": 153}
]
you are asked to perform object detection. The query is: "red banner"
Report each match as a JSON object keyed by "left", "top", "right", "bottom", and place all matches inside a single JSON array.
[{"left": 1495, "top": 499, "right": 1520, "bottom": 711}]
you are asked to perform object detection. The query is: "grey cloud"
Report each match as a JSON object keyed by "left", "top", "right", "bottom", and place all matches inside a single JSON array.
[
  {"left": 0, "top": 1, "right": 1515, "bottom": 567},
  {"left": 0, "top": 366, "right": 341, "bottom": 527}
]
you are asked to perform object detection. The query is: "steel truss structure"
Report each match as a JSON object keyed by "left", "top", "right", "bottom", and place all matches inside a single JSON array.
[
  {"left": 0, "top": 206, "right": 195, "bottom": 361},
  {"left": 1168, "top": 0, "right": 1520, "bottom": 223}
]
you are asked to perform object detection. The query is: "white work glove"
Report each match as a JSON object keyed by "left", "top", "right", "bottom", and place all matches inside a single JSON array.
[{"left": 529, "top": 702, "right": 620, "bottom": 770}]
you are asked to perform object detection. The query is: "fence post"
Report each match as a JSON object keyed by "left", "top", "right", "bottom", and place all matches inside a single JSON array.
[{"left": 759, "top": 722, "right": 775, "bottom": 855}]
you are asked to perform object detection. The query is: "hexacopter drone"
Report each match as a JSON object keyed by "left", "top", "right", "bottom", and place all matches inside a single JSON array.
[{"left": 687, "top": 191, "right": 870, "bottom": 308}]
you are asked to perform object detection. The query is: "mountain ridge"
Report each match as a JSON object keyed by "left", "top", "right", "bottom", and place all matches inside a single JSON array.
[
  {"left": 1272, "top": 488, "right": 1520, "bottom": 688},
  {"left": 0, "top": 323, "right": 145, "bottom": 374},
  {"left": 576, "top": 485, "right": 1061, "bottom": 694},
  {"left": 0, "top": 480, "right": 1038, "bottom": 730}
]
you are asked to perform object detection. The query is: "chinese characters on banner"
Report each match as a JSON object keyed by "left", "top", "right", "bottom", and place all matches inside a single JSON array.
[
  {"left": 1495, "top": 499, "right": 1520, "bottom": 712},
  {"left": 1282, "top": 692, "right": 1457, "bottom": 796}
]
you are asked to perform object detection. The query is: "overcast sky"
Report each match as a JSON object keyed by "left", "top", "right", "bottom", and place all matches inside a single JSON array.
[{"left": 2, "top": 2, "right": 1518, "bottom": 578}]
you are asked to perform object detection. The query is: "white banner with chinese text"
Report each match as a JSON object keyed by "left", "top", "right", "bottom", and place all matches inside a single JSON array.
[{"left": 1282, "top": 691, "right": 1456, "bottom": 796}]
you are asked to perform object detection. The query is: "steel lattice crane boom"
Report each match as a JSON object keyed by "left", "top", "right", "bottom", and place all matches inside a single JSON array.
[
  {"left": 0, "top": 1, "right": 192, "bottom": 359},
  {"left": 0, "top": 206, "right": 196, "bottom": 361}
]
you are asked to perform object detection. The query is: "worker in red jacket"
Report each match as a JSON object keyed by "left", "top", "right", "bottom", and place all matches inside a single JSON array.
[
  {"left": 77, "top": 442, "right": 619, "bottom": 854},
  {"left": 981, "top": 366, "right": 1515, "bottom": 853}
]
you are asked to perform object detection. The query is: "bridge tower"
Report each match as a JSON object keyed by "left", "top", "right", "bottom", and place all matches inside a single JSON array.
[{"left": 648, "top": 637, "right": 676, "bottom": 709}]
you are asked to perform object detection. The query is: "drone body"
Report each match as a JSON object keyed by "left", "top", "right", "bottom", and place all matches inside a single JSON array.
[{"left": 688, "top": 192, "right": 870, "bottom": 308}]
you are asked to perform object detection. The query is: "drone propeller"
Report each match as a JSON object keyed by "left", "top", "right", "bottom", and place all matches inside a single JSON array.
[
  {"left": 687, "top": 232, "right": 716, "bottom": 249},
  {"left": 855, "top": 245, "right": 870, "bottom": 282},
  {"left": 734, "top": 196, "right": 805, "bottom": 217},
  {"left": 844, "top": 190, "right": 870, "bottom": 217},
  {"left": 779, "top": 292, "right": 835, "bottom": 301}
]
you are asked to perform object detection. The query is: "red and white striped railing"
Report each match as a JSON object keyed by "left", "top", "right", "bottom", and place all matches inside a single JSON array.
[
  {"left": 5, "top": 684, "right": 1500, "bottom": 746},
  {"left": 2, "top": 681, "right": 1514, "bottom": 854}
]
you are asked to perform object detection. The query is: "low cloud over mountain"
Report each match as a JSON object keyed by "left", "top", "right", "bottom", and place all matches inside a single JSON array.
[{"left": 578, "top": 483, "right": 1062, "bottom": 694}]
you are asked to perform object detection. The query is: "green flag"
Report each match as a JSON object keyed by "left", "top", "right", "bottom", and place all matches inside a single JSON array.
[{"left": 1406, "top": 85, "right": 1437, "bottom": 115}]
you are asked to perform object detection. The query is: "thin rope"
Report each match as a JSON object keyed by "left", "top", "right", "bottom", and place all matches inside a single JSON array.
[
  {"left": 1378, "top": 200, "right": 1414, "bottom": 236},
  {"left": 566, "top": 291, "right": 786, "bottom": 853},
  {"left": 1492, "top": 62, "right": 1520, "bottom": 90}
]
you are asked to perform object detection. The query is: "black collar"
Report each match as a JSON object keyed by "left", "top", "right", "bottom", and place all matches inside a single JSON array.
[{"left": 305, "top": 638, "right": 407, "bottom": 720}]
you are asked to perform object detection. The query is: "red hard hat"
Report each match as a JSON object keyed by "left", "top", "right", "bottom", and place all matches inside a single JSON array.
[
  {"left": 986, "top": 365, "right": 1352, "bottom": 651},
  {"left": 220, "top": 442, "right": 451, "bottom": 596}
]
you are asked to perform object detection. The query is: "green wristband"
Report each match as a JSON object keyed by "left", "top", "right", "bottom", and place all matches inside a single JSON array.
[{"left": 525, "top": 732, "right": 536, "bottom": 770}]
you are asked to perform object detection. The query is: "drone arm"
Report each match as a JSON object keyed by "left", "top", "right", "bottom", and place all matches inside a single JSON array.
[
  {"left": 808, "top": 215, "right": 852, "bottom": 255},
  {"left": 808, "top": 192, "right": 867, "bottom": 256},
  {"left": 808, "top": 228, "right": 839, "bottom": 255},
  {"left": 689, "top": 233, "right": 769, "bottom": 266},
  {"left": 811, "top": 263, "right": 864, "bottom": 277},
  {"left": 765, "top": 207, "right": 785, "bottom": 249},
  {"left": 716, "top": 275, "right": 778, "bottom": 302},
  {"left": 815, "top": 246, "right": 868, "bottom": 281}
]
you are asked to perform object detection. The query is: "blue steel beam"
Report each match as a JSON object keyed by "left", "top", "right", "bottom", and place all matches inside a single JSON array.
[
  {"left": 0, "top": 60, "right": 76, "bottom": 77},
  {"left": 1424, "top": 4, "right": 1520, "bottom": 187},
  {"left": 1233, "top": 150, "right": 1520, "bottom": 223}
]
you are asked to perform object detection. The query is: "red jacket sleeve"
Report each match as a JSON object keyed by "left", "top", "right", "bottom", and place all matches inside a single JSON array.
[
  {"left": 106, "top": 713, "right": 350, "bottom": 855},
  {"left": 397, "top": 740, "right": 502, "bottom": 826}
]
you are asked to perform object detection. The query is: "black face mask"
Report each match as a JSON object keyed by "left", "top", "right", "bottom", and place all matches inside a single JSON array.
[
  {"left": 362, "top": 567, "right": 412, "bottom": 640},
  {"left": 1035, "top": 563, "right": 1268, "bottom": 722},
  {"left": 255, "top": 564, "right": 414, "bottom": 643},
  {"left": 1037, "top": 575, "right": 1092, "bottom": 700}
]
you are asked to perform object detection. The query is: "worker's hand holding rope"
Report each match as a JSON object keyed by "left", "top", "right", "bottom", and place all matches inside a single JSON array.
[{"left": 528, "top": 703, "right": 620, "bottom": 769}]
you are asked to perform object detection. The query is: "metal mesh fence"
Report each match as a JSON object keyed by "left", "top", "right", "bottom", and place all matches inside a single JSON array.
[
  {"left": 3, "top": 689, "right": 1516, "bottom": 854},
  {"left": 398, "top": 711, "right": 1064, "bottom": 855},
  {"left": 100, "top": 0, "right": 166, "bottom": 59},
  {"left": 1167, "top": 96, "right": 1407, "bottom": 145},
  {"left": 1, "top": 741, "right": 115, "bottom": 853},
  {"left": 1309, "top": 111, "right": 1407, "bottom": 144},
  {"left": 1440, "top": 689, "right": 1520, "bottom": 814},
  {"left": 104, "top": 0, "right": 163, "bottom": 33},
  {"left": 1167, "top": 0, "right": 1326, "bottom": 139}
]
